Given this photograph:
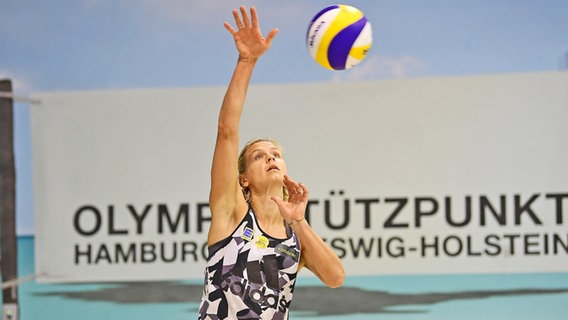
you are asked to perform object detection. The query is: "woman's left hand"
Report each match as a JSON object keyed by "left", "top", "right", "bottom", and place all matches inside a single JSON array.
[{"left": 271, "top": 175, "right": 308, "bottom": 224}]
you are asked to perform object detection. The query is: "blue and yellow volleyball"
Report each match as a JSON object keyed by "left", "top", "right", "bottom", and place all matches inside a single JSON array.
[{"left": 306, "top": 4, "right": 372, "bottom": 70}]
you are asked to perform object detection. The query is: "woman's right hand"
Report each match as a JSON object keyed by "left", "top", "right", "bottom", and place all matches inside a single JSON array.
[{"left": 224, "top": 6, "right": 279, "bottom": 61}]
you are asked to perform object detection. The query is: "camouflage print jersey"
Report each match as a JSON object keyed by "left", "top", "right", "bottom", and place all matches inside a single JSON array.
[{"left": 199, "top": 205, "right": 301, "bottom": 320}]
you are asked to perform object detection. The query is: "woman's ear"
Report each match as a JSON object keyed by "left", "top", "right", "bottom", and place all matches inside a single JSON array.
[{"left": 239, "top": 175, "right": 249, "bottom": 188}]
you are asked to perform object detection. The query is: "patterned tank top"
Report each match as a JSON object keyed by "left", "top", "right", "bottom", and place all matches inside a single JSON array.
[{"left": 199, "top": 206, "right": 301, "bottom": 320}]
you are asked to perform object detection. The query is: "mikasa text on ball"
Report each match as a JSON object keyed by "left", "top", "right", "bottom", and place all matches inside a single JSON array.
[{"left": 306, "top": 4, "right": 372, "bottom": 70}]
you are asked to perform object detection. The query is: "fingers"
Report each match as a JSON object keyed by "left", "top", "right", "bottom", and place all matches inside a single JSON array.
[
  {"left": 265, "top": 28, "right": 279, "bottom": 45},
  {"left": 232, "top": 8, "right": 243, "bottom": 30},
  {"left": 225, "top": 6, "right": 279, "bottom": 44},
  {"left": 223, "top": 21, "right": 236, "bottom": 35},
  {"left": 225, "top": 6, "right": 250, "bottom": 35},
  {"left": 299, "top": 182, "right": 309, "bottom": 196},
  {"left": 240, "top": 5, "right": 251, "bottom": 29},
  {"left": 250, "top": 6, "right": 259, "bottom": 28},
  {"left": 231, "top": 5, "right": 251, "bottom": 31},
  {"left": 284, "top": 175, "right": 309, "bottom": 198},
  {"left": 224, "top": 7, "right": 241, "bottom": 35},
  {"left": 284, "top": 175, "right": 299, "bottom": 192}
]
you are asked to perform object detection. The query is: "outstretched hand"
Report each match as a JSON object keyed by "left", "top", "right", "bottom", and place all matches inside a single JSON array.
[
  {"left": 271, "top": 175, "right": 309, "bottom": 224},
  {"left": 224, "top": 6, "right": 279, "bottom": 61}
]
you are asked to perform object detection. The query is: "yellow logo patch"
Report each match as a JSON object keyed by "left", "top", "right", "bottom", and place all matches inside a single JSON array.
[{"left": 255, "top": 235, "right": 269, "bottom": 249}]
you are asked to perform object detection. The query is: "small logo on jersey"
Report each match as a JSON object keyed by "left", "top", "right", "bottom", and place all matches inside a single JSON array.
[
  {"left": 255, "top": 235, "right": 269, "bottom": 249},
  {"left": 242, "top": 227, "right": 254, "bottom": 241},
  {"left": 275, "top": 244, "right": 299, "bottom": 262}
]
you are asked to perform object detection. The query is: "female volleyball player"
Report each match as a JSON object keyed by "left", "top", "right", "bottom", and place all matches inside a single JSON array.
[{"left": 198, "top": 5, "right": 345, "bottom": 319}]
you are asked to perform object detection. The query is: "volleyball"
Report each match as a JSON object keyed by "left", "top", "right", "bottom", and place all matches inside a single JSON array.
[{"left": 306, "top": 4, "right": 373, "bottom": 70}]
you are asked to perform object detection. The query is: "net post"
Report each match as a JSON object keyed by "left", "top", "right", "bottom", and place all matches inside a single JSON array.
[{"left": 0, "top": 79, "right": 19, "bottom": 320}]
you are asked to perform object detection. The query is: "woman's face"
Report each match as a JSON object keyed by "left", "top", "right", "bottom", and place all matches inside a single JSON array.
[{"left": 243, "top": 141, "right": 287, "bottom": 188}]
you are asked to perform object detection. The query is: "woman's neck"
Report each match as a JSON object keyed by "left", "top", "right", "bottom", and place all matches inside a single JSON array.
[{"left": 250, "top": 195, "right": 283, "bottom": 226}]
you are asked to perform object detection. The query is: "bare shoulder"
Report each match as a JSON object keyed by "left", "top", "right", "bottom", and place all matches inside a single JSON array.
[{"left": 207, "top": 190, "right": 249, "bottom": 245}]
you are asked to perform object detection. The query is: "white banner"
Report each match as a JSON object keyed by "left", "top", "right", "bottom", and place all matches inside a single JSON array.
[{"left": 31, "top": 72, "right": 568, "bottom": 282}]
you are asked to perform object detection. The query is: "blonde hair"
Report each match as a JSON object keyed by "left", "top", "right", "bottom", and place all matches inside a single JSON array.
[{"left": 238, "top": 138, "right": 288, "bottom": 202}]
